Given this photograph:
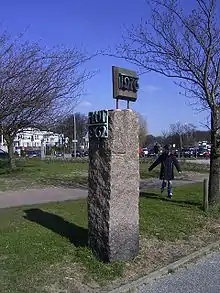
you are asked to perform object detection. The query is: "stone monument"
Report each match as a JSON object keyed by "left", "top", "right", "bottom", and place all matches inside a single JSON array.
[{"left": 88, "top": 67, "right": 140, "bottom": 263}]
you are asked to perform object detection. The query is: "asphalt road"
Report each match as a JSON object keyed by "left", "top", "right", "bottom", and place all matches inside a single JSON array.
[{"left": 138, "top": 251, "right": 220, "bottom": 293}]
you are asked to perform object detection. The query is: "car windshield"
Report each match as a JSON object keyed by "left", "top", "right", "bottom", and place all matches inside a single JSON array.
[{"left": 198, "top": 147, "right": 206, "bottom": 151}]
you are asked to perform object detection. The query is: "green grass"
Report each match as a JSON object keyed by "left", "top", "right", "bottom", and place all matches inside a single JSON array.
[
  {"left": 0, "top": 200, "right": 123, "bottom": 293},
  {"left": 140, "top": 184, "right": 206, "bottom": 241},
  {"left": 0, "top": 158, "right": 209, "bottom": 191},
  {"left": 140, "top": 159, "right": 159, "bottom": 178},
  {"left": 0, "top": 183, "right": 219, "bottom": 293},
  {"left": 0, "top": 158, "right": 88, "bottom": 191},
  {"left": 180, "top": 161, "right": 209, "bottom": 173}
]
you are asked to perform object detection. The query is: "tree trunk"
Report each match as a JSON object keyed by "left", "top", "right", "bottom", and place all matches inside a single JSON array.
[
  {"left": 209, "top": 109, "right": 220, "bottom": 207},
  {"left": 5, "top": 139, "right": 16, "bottom": 170},
  {"left": 178, "top": 134, "right": 183, "bottom": 159}
]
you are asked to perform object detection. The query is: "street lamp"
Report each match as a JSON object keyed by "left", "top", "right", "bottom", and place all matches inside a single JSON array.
[{"left": 73, "top": 113, "right": 77, "bottom": 158}]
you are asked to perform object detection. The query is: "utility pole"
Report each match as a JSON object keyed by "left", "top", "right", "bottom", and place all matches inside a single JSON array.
[
  {"left": 40, "top": 138, "right": 45, "bottom": 160},
  {"left": 62, "top": 134, "right": 65, "bottom": 158},
  {"left": 73, "top": 113, "right": 77, "bottom": 158}
]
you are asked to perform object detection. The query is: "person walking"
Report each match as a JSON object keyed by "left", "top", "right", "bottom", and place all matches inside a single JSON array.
[
  {"left": 139, "top": 146, "right": 143, "bottom": 158},
  {"left": 148, "top": 144, "right": 181, "bottom": 198}
]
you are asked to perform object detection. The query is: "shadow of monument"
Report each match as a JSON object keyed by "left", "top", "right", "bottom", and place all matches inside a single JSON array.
[
  {"left": 23, "top": 208, "right": 88, "bottom": 247},
  {"left": 140, "top": 192, "right": 202, "bottom": 209}
]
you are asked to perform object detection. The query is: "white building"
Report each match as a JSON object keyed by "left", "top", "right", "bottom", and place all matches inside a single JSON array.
[
  {"left": 82, "top": 132, "right": 89, "bottom": 149},
  {"left": 0, "top": 128, "right": 66, "bottom": 152}
]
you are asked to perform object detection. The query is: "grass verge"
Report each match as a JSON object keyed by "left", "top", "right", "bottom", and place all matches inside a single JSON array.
[
  {"left": 1, "top": 184, "right": 220, "bottom": 293},
  {"left": 0, "top": 158, "right": 209, "bottom": 191},
  {"left": 0, "top": 158, "right": 88, "bottom": 191}
]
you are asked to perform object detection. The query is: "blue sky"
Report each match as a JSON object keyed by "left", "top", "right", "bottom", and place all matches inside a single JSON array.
[{"left": 0, "top": 0, "right": 210, "bottom": 135}]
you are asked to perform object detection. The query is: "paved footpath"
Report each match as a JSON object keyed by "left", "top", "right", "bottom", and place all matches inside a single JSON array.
[
  {"left": 0, "top": 187, "right": 88, "bottom": 209},
  {"left": 138, "top": 251, "right": 220, "bottom": 293},
  {"left": 0, "top": 173, "right": 208, "bottom": 209}
]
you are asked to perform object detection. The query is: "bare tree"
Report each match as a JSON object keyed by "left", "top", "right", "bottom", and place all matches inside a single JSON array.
[
  {"left": 54, "top": 112, "right": 88, "bottom": 151},
  {"left": 115, "top": 0, "right": 220, "bottom": 207},
  {"left": 138, "top": 114, "right": 148, "bottom": 147},
  {"left": 183, "top": 123, "right": 197, "bottom": 146},
  {"left": 169, "top": 122, "right": 196, "bottom": 152},
  {"left": 0, "top": 34, "right": 93, "bottom": 169},
  {"left": 161, "top": 130, "right": 170, "bottom": 145},
  {"left": 169, "top": 122, "right": 185, "bottom": 149}
]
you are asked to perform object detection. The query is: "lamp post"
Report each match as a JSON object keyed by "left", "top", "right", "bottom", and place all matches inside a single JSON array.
[
  {"left": 41, "top": 138, "right": 45, "bottom": 160},
  {"left": 73, "top": 113, "right": 77, "bottom": 158}
]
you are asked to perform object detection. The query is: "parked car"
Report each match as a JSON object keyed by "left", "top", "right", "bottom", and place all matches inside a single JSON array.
[
  {"left": 197, "top": 147, "right": 209, "bottom": 158},
  {"left": 26, "top": 150, "right": 40, "bottom": 158},
  {"left": 78, "top": 150, "right": 89, "bottom": 157},
  {"left": 193, "top": 148, "right": 198, "bottom": 157},
  {"left": 189, "top": 147, "right": 195, "bottom": 157},
  {"left": 142, "top": 147, "right": 148, "bottom": 157},
  {"left": 72, "top": 150, "right": 84, "bottom": 158},
  {"left": 147, "top": 148, "right": 156, "bottom": 157},
  {"left": 181, "top": 148, "right": 194, "bottom": 158},
  {"left": 0, "top": 149, "right": 9, "bottom": 159},
  {"left": 83, "top": 150, "right": 89, "bottom": 156}
]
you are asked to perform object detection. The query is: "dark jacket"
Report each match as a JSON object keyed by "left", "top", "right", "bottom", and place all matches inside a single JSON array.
[{"left": 148, "top": 153, "right": 181, "bottom": 180}]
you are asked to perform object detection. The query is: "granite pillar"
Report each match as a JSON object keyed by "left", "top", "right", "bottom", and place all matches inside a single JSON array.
[{"left": 88, "top": 109, "right": 139, "bottom": 263}]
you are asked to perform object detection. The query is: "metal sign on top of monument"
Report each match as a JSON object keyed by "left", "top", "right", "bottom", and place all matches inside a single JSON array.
[
  {"left": 112, "top": 66, "right": 139, "bottom": 109},
  {"left": 88, "top": 110, "right": 108, "bottom": 139}
]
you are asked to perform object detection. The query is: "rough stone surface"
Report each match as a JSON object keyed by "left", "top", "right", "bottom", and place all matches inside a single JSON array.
[{"left": 88, "top": 109, "right": 139, "bottom": 263}]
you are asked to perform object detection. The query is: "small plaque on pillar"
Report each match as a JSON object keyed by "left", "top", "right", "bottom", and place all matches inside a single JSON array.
[{"left": 88, "top": 110, "right": 108, "bottom": 139}]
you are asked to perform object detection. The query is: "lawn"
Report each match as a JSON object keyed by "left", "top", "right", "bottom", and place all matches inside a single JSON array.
[
  {"left": 0, "top": 158, "right": 88, "bottom": 191},
  {"left": 0, "top": 183, "right": 220, "bottom": 293},
  {"left": 0, "top": 158, "right": 209, "bottom": 191}
]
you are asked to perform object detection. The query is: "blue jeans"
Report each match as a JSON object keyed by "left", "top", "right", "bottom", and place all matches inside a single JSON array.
[{"left": 161, "top": 180, "right": 172, "bottom": 195}]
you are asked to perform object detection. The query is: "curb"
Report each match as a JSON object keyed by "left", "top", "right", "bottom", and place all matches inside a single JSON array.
[{"left": 104, "top": 241, "right": 220, "bottom": 293}]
